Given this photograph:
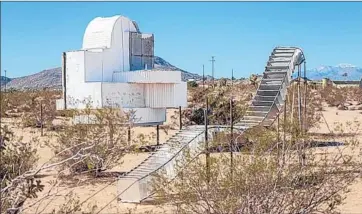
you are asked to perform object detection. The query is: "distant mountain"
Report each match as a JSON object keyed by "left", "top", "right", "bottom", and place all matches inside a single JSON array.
[
  {"left": 1, "top": 56, "right": 204, "bottom": 90},
  {"left": 293, "top": 63, "right": 362, "bottom": 81},
  {"left": 0, "top": 76, "right": 12, "bottom": 87}
]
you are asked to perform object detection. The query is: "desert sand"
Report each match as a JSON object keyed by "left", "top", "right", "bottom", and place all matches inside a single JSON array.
[{"left": 9, "top": 104, "right": 362, "bottom": 213}]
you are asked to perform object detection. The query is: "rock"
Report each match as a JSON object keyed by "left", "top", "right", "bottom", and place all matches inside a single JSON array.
[
  {"left": 337, "top": 104, "right": 347, "bottom": 110},
  {"left": 349, "top": 106, "right": 357, "bottom": 111}
]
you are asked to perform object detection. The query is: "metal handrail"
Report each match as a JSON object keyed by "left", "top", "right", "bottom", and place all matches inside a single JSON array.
[{"left": 118, "top": 46, "right": 306, "bottom": 203}]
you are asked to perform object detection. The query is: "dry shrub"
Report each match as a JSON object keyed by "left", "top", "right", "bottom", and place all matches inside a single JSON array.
[
  {"left": 48, "top": 107, "right": 133, "bottom": 176},
  {"left": 319, "top": 85, "right": 347, "bottom": 107},
  {"left": 151, "top": 119, "right": 361, "bottom": 214},
  {"left": 0, "top": 125, "right": 43, "bottom": 213}
]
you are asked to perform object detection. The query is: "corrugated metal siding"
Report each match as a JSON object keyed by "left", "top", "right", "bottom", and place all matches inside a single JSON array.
[
  {"left": 112, "top": 70, "right": 181, "bottom": 83},
  {"left": 130, "top": 32, "right": 154, "bottom": 71},
  {"left": 174, "top": 82, "right": 188, "bottom": 107},
  {"left": 145, "top": 84, "right": 174, "bottom": 108}
]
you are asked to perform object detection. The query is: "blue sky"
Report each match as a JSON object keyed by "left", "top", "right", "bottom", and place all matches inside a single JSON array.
[{"left": 1, "top": 2, "right": 361, "bottom": 78}]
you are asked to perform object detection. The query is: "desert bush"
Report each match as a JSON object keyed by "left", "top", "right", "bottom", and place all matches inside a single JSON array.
[
  {"left": 48, "top": 107, "right": 132, "bottom": 176},
  {"left": 151, "top": 120, "right": 361, "bottom": 214},
  {"left": 319, "top": 85, "right": 347, "bottom": 107},
  {"left": 218, "top": 78, "right": 227, "bottom": 87},
  {"left": 0, "top": 125, "right": 43, "bottom": 213},
  {"left": 187, "top": 81, "right": 198, "bottom": 88}
]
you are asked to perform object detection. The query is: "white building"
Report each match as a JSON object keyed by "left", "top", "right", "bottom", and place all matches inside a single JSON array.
[{"left": 56, "top": 15, "right": 187, "bottom": 125}]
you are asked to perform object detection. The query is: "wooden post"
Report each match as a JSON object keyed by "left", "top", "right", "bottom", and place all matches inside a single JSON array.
[
  {"left": 230, "top": 98, "right": 233, "bottom": 176},
  {"left": 128, "top": 126, "right": 131, "bottom": 144},
  {"left": 304, "top": 61, "right": 307, "bottom": 134},
  {"left": 205, "top": 97, "right": 210, "bottom": 184},
  {"left": 40, "top": 100, "right": 43, "bottom": 136},
  {"left": 283, "top": 95, "right": 287, "bottom": 166},
  {"left": 179, "top": 106, "right": 182, "bottom": 130},
  {"left": 156, "top": 125, "right": 160, "bottom": 146}
]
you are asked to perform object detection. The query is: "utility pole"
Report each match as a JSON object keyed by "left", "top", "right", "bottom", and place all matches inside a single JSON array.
[
  {"left": 4, "top": 70, "right": 7, "bottom": 93},
  {"left": 202, "top": 64, "right": 205, "bottom": 90},
  {"left": 210, "top": 56, "right": 215, "bottom": 88}
]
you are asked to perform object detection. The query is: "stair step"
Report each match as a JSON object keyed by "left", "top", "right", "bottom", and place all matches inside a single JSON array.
[
  {"left": 253, "top": 95, "right": 276, "bottom": 102},
  {"left": 249, "top": 106, "right": 271, "bottom": 112},
  {"left": 273, "top": 53, "right": 294, "bottom": 56},
  {"left": 269, "top": 58, "right": 291, "bottom": 63},
  {"left": 243, "top": 116, "right": 264, "bottom": 121},
  {"left": 252, "top": 100, "right": 274, "bottom": 106},
  {"left": 238, "top": 119, "right": 261, "bottom": 124},
  {"left": 259, "top": 84, "right": 281, "bottom": 90},
  {"left": 257, "top": 90, "right": 279, "bottom": 96},
  {"left": 266, "top": 65, "right": 290, "bottom": 71}
]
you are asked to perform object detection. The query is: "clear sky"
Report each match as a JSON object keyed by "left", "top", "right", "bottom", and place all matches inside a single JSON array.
[{"left": 1, "top": 2, "right": 361, "bottom": 78}]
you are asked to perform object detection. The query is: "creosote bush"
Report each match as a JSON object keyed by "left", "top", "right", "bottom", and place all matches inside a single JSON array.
[
  {"left": 151, "top": 118, "right": 362, "bottom": 214},
  {"left": 48, "top": 107, "right": 133, "bottom": 176}
]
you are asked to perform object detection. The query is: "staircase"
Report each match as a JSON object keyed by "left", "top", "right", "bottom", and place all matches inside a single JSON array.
[
  {"left": 118, "top": 126, "right": 206, "bottom": 202},
  {"left": 118, "top": 46, "right": 306, "bottom": 203},
  {"left": 238, "top": 47, "right": 305, "bottom": 128}
]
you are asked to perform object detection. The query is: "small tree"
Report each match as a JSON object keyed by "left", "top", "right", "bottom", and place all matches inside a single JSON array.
[{"left": 187, "top": 81, "right": 198, "bottom": 88}]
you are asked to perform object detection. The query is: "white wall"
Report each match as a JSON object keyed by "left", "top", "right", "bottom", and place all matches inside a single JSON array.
[
  {"left": 112, "top": 70, "right": 182, "bottom": 83},
  {"left": 84, "top": 51, "right": 103, "bottom": 82},
  {"left": 65, "top": 51, "right": 102, "bottom": 109},
  {"left": 82, "top": 16, "right": 138, "bottom": 82},
  {"left": 102, "top": 83, "right": 145, "bottom": 108},
  {"left": 123, "top": 108, "right": 166, "bottom": 124}
]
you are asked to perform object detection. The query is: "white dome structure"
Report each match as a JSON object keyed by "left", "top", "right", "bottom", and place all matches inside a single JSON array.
[{"left": 56, "top": 15, "right": 187, "bottom": 125}]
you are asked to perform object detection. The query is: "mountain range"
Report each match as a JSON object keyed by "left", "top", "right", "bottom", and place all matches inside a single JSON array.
[
  {"left": 303, "top": 64, "right": 362, "bottom": 81},
  {"left": 2, "top": 59, "right": 361, "bottom": 91},
  {"left": 1, "top": 56, "right": 206, "bottom": 90}
]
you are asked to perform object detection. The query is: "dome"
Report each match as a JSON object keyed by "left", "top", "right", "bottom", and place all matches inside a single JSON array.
[{"left": 82, "top": 15, "right": 137, "bottom": 50}]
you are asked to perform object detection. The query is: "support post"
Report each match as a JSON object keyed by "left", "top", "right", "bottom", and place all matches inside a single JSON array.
[
  {"left": 179, "top": 106, "right": 182, "bottom": 130},
  {"left": 230, "top": 98, "right": 233, "bottom": 176},
  {"left": 205, "top": 97, "right": 210, "bottom": 184},
  {"left": 128, "top": 126, "right": 131, "bottom": 144},
  {"left": 40, "top": 100, "right": 43, "bottom": 136},
  {"left": 297, "top": 64, "right": 302, "bottom": 134},
  {"left": 156, "top": 125, "right": 160, "bottom": 146},
  {"left": 283, "top": 95, "right": 287, "bottom": 166},
  {"left": 303, "top": 61, "right": 307, "bottom": 134}
]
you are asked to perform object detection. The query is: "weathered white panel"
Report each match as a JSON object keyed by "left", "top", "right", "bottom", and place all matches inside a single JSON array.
[
  {"left": 82, "top": 16, "right": 119, "bottom": 49},
  {"left": 102, "top": 83, "right": 145, "bottom": 108},
  {"left": 65, "top": 51, "right": 102, "bottom": 109},
  {"left": 123, "top": 108, "right": 166, "bottom": 124},
  {"left": 145, "top": 84, "right": 174, "bottom": 108},
  {"left": 85, "top": 51, "right": 103, "bottom": 82},
  {"left": 130, "top": 33, "right": 142, "bottom": 56},
  {"left": 141, "top": 34, "right": 154, "bottom": 57},
  {"left": 56, "top": 99, "right": 64, "bottom": 110},
  {"left": 174, "top": 82, "right": 187, "bottom": 107},
  {"left": 112, "top": 70, "right": 181, "bottom": 83}
]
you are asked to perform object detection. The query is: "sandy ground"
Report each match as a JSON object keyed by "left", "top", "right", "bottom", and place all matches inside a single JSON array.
[{"left": 6, "top": 104, "right": 362, "bottom": 213}]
